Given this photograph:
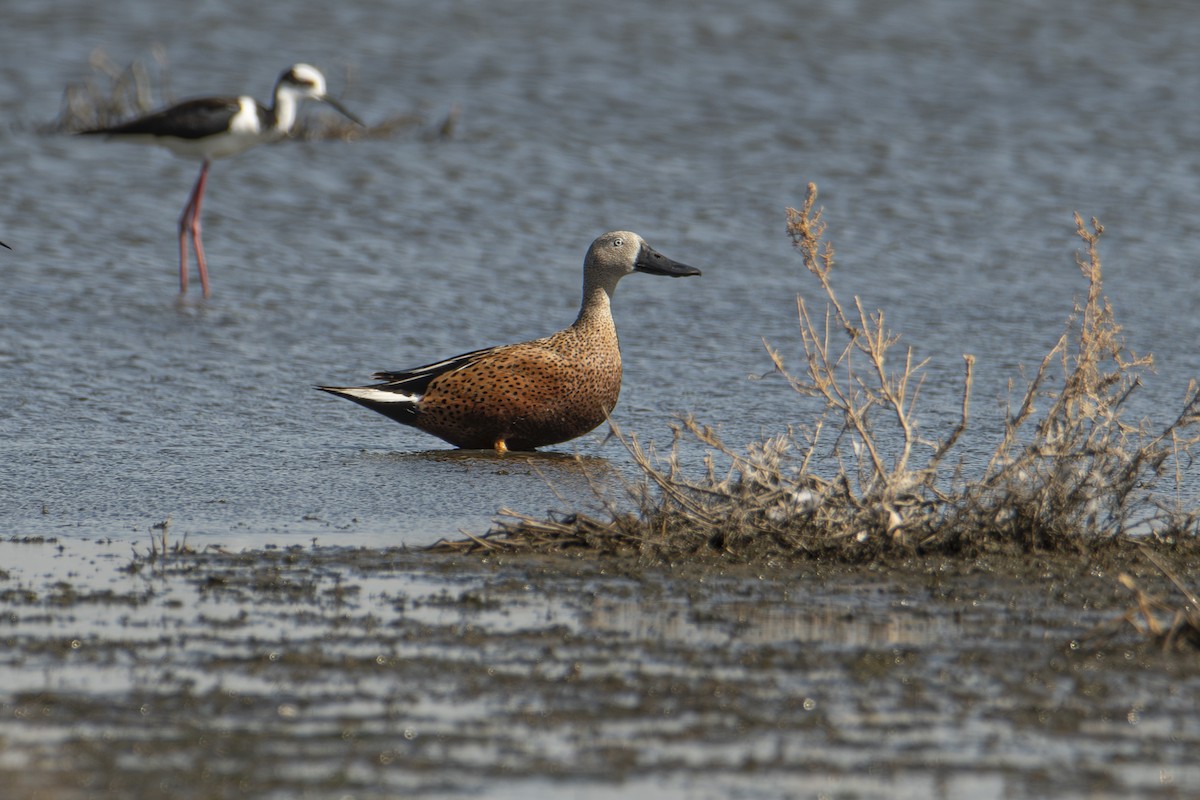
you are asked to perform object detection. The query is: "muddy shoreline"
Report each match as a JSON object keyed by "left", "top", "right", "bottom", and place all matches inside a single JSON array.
[{"left": 2, "top": 536, "right": 1199, "bottom": 799}]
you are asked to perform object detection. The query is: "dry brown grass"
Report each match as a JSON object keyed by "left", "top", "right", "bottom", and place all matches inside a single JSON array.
[
  {"left": 49, "top": 48, "right": 174, "bottom": 133},
  {"left": 438, "top": 183, "right": 1200, "bottom": 562},
  {"left": 942, "top": 213, "right": 1200, "bottom": 551}
]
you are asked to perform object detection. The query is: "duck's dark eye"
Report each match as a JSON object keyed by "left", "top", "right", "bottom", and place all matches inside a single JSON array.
[{"left": 612, "top": 238, "right": 623, "bottom": 247}]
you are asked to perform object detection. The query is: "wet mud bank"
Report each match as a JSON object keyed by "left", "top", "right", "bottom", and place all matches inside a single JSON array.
[{"left": 2, "top": 536, "right": 1199, "bottom": 799}]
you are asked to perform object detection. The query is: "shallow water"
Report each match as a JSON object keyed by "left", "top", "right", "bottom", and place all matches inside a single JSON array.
[
  {"left": 3, "top": 0, "right": 1200, "bottom": 797},
  {"left": 2, "top": 538, "right": 1199, "bottom": 800},
  {"left": 4, "top": 0, "right": 1200, "bottom": 544}
]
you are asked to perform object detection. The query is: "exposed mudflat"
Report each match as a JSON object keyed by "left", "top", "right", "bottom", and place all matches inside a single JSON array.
[{"left": 2, "top": 536, "right": 1198, "bottom": 799}]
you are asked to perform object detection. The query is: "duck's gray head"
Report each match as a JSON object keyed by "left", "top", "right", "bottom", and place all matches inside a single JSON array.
[
  {"left": 585, "top": 231, "right": 701, "bottom": 290},
  {"left": 276, "top": 64, "right": 363, "bottom": 125}
]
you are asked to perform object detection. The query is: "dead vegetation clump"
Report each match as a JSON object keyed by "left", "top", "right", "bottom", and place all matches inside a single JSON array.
[
  {"left": 48, "top": 49, "right": 446, "bottom": 140},
  {"left": 441, "top": 183, "right": 1200, "bottom": 562},
  {"left": 48, "top": 48, "right": 174, "bottom": 133},
  {"left": 944, "top": 215, "right": 1200, "bottom": 552}
]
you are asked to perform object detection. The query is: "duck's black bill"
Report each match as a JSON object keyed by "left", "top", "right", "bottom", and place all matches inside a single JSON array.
[{"left": 635, "top": 244, "right": 701, "bottom": 277}]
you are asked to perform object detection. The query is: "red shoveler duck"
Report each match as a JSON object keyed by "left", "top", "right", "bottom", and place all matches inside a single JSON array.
[
  {"left": 80, "top": 64, "right": 362, "bottom": 297},
  {"left": 318, "top": 231, "right": 701, "bottom": 452}
]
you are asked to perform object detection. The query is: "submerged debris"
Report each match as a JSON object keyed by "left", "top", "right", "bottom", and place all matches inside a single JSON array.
[{"left": 1085, "top": 546, "right": 1200, "bottom": 652}]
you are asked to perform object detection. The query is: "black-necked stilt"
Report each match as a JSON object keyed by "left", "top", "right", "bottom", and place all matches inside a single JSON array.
[{"left": 81, "top": 63, "right": 362, "bottom": 297}]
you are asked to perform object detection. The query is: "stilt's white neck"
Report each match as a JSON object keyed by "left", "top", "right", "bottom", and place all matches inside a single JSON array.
[{"left": 271, "top": 90, "right": 301, "bottom": 135}]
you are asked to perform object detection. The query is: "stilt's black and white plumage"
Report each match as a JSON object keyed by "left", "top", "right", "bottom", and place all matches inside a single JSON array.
[{"left": 81, "top": 64, "right": 362, "bottom": 297}]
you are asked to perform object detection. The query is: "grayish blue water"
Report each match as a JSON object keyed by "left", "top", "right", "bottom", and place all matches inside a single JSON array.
[{"left": 3, "top": 0, "right": 1200, "bottom": 546}]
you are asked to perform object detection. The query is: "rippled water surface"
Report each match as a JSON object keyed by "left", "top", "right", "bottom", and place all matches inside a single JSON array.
[
  {"left": 3, "top": 0, "right": 1200, "bottom": 797},
  {"left": 4, "top": 0, "right": 1199, "bottom": 545},
  {"left": 3, "top": 538, "right": 1199, "bottom": 800}
]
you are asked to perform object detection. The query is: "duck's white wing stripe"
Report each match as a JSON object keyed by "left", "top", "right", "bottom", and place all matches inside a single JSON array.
[{"left": 335, "top": 387, "right": 419, "bottom": 404}]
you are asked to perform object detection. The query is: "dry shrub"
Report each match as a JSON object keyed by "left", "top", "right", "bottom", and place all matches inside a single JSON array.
[
  {"left": 946, "top": 215, "right": 1200, "bottom": 550},
  {"left": 441, "top": 183, "right": 1200, "bottom": 562}
]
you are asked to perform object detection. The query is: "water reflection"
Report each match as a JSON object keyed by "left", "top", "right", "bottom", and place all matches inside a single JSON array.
[
  {"left": 377, "top": 449, "right": 618, "bottom": 469},
  {"left": 586, "top": 594, "right": 961, "bottom": 649}
]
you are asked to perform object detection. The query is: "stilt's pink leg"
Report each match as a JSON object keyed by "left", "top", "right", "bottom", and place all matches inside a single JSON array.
[
  {"left": 177, "top": 160, "right": 212, "bottom": 297},
  {"left": 178, "top": 190, "right": 194, "bottom": 295},
  {"left": 190, "top": 161, "right": 211, "bottom": 298}
]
